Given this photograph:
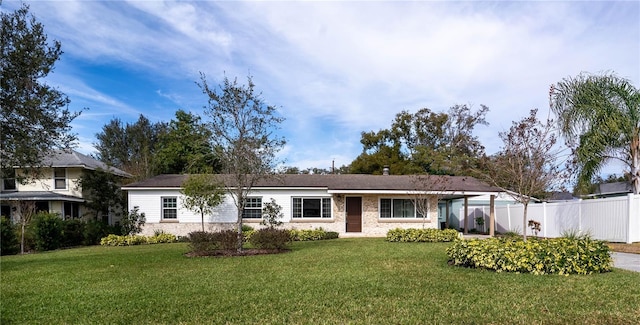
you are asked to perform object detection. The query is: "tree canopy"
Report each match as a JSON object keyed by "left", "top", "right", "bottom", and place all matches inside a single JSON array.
[
  {"left": 483, "top": 109, "right": 566, "bottom": 240},
  {"left": 350, "top": 104, "right": 489, "bottom": 175},
  {"left": 1, "top": 4, "right": 80, "bottom": 170},
  {"left": 550, "top": 72, "right": 640, "bottom": 195},
  {"left": 154, "top": 110, "right": 220, "bottom": 175},
  {"left": 94, "top": 115, "right": 167, "bottom": 181},
  {"left": 181, "top": 174, "right": 225, "bottom": 232}
]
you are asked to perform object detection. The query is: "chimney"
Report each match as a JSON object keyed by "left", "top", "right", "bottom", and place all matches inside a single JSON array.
[{"left": 382, "top": 165, "right": 390, "bottom": 176}]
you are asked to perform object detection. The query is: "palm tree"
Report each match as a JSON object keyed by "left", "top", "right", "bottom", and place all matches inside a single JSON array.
[{"left": 550, "top": 72, "right": 640, "bottom": 195}]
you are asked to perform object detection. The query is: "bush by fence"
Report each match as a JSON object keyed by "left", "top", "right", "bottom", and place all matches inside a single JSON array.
[
  {"left": 446, "top": 236, "right": 612, "bottom": 275},
  {"left": 386, "top": 228, "right": 460, "bottom": 242}
]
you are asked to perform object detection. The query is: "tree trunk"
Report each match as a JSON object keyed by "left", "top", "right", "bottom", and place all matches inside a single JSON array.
[
  {"left": 631, "top": 136, "right": 639, "bottom": 195},
  {"left": 20, "top": 222, "right": 25, "bottom": 254},
  {"left": 201, "top": 211, "right": 205, "bottom": 232},
  {"left": 236, "top": 188, "right": 244, "bottom": 252},
  {"left": 522, "top": 202, "right": 528, "bottom": 242}
]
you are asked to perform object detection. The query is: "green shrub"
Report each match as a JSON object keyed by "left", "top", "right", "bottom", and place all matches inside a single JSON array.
[
  {"left": 84, "top": 220, "right": 118, "bottom": 245},
  {"left": 211, "top": 230, "right": 239, "bottom": 251},
  {"left": 188, "top": 231, "right": 216, "bottom": 253},
  {"left": 100, "top": 233, "right": 178, "bottom": 246},
  {"left": 242, "top": 225, "right": 255, "bottom": 242},
  {"left": 249, "top": 228, "right": 291, "bottom": 250},
  {"left": 386, "top": 228, "right": 460, "bottom": 242},
  {"left": 446, "top": 237, "right": 612, "bottom": 275},
  {"left": 120, "top": 207, "right": 146, "bottom": 235},
  {"left": 290, "top": 228, "right": 338, "bottom": 241},
  {"left": 187, "top": 230, "right": 240, "bottom": 253},
  {"left": 100, "top": 234, "right": 147, "bottom": 246},
  {"left": 147, "top": 232, "right": 177, "bottom": 244},
  {"left": 1, "top": 216, "right": 19, "bottom": 255},
  {"left": 61, "top": 219, "right": 85, "bottom": 248},
  {"left": 32, "top": 213, "right": 64, "bottom": 251}
]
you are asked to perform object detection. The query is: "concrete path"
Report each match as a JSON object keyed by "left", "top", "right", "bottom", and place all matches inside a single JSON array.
[{"left": 611, "top": 252, "right": 640, "bottom": 273}]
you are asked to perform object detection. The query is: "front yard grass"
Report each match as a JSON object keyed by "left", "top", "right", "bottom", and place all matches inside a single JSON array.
[{"left": 2, "top": 238, "right": 639, "bottom": 324}]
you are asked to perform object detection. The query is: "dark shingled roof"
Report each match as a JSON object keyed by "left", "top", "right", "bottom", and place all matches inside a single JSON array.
[
  {"left": 123, "top": 174, "right": 501, "bottom": 193},
  {"left": 21, "top": 150, "right": 131, "bottom": 177}
]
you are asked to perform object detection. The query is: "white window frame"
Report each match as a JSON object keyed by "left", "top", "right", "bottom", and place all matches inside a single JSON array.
[
  {"left": 242, "top": 197, "right": 262, "bottom": 219},
  {"left": 292, "top": 197, "right": 332, "bottom": 219},
  {"left": 161, "top": 197, "right": 178, "bottom": 220},
  {"left": 379, "top": 198, "right": 427, "bottom": 219},
  {"left": 54, "top": 168, "right": 66, "bottom": 190}
]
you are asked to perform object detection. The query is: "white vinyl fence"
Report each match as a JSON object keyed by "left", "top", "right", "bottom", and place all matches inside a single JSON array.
[{"left": 460, "top": 194, "right": 640, "bottom": 243}]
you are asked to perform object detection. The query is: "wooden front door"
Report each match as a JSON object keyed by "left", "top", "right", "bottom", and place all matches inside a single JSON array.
[{"left": 346, "top": 197, "right": 362, "bottom": 233}]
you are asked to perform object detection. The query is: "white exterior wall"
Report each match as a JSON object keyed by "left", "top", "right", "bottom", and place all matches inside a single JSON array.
[
  {"left": 129, "top": 188, "right": 439, "bottom": 237},
  {"left": 16, "top": 167, "right": 83, "bottom": 198}
]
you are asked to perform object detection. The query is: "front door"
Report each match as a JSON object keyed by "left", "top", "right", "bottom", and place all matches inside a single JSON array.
[{"left": 346, "top": 197, "right": 362, "bottom": 232}]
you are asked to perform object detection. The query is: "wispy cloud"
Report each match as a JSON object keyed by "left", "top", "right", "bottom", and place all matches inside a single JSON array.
[{"left": 5, "top": 0, "right": 638, "bottom": 171}]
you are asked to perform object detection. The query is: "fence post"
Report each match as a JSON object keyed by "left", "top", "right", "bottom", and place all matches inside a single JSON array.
[
  {"left": 542, "top": 202, "right": 547, "bottom": 238},
  {"left": 578, "top": 199, "right": 582, "bottom": 234},
  {"left": 507, "top": 204, "right": 511, "bottom": 231},
  {"left": 627, "top": 194, "right": 633, "bottom": 244}
]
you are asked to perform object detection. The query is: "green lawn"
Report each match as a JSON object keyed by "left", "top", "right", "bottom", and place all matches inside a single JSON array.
[{"left": 2, "top": 238, "right": 639, "bottom": 324}]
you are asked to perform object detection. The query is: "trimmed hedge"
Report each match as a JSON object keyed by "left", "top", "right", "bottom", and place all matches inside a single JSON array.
[
  {"left": 446, "top": 237, "right": 612, "bottom": 275},
  {"left": 100, "top": 233, "right": 178, "bottom": 246},
  {"left": 290, "top": 228, "right": 339, "bottom": 241},
  {"left": 386, "top": 228, "right": 460, "bottom": 242}
]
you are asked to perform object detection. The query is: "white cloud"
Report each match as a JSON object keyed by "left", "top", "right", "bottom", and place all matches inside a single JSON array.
[{"left": 5, "top": 0, "right": 638, "bottom": 172}]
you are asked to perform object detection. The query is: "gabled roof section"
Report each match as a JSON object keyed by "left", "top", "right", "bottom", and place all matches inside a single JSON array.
[
  {"left": 36, "top": 150, "right": 131, "bottom": 178},
  {"left": 122, "top": 174, "right": 502, "bottom": 194}
]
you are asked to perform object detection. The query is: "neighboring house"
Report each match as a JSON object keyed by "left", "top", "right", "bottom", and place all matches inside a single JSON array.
[
  {"left": 123, "top": 174, "right": 503, "bottom": 237},
  {"left": 584, "top": 181, "right": 633, "bottom": 198},
  {"left": 0, "top": 150, "right": 130, "bottom": 224}
]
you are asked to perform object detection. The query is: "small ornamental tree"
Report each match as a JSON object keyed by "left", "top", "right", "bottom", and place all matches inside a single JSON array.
[
  {"left": 261, "top": 198, "right": 284, "bottom": 228},
  {"left": 17, "top": 201, "right": 36, "bottom": 254},
  {"left": 483, "top": 109, "right": 568, "bottom": 241},
  {"left": 120, "top": 207, "right": 146, "bottom": 236},
  {"left": 181, "top": 174, "right": 225, "bottom": 231},
  {"left": 199, "top": 74, "right": 286, "bottom": 252}
]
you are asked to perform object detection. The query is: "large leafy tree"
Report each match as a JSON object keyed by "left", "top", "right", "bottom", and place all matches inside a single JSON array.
[
  {"left": 484, "top": 109, "right": 567, "bottom": 241},
  {"left": 77, "top": 169, "right": 126, "bottom": 223},
  {"left": 551, "top": 72, "right": 640, "bottom": 194},
  {"left": 181, "top": 174, "right": 225, "bottom": 232},
  {"left": 154, "top": 110, "right": 220, "bottom": 174},
  {"left": 94, "top": 115, "right": 167, "bottom": 181},
  {"left": 198, "top": 74, "right": 285, "bottom": 251},
  {"left": 350, "top": 104, "right": 489, "bottom": 175},
  {"left": 1, "top": 4, "right": 80, "bottom": 171}
]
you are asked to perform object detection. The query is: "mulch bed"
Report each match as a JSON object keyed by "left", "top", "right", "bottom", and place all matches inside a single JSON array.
[{"left": 185, "top": 248, "right": 290, "bottom": 257}]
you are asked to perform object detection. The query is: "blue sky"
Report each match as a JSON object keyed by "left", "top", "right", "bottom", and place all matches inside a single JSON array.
[{"left": 3, "top": 1, "right": 639, "bottom": 174}]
